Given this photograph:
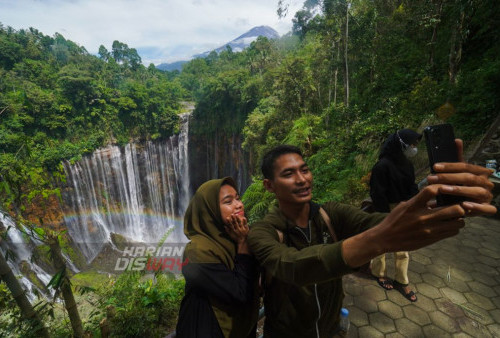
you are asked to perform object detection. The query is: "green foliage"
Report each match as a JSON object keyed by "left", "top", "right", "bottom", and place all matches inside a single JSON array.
[
  {"left": 241, "top": 179, "right": 277, "bottom": 224},
  {"left": 98, "top": 272, "right": 185, "bottom": 337},
  {"left": 0, "top": 281, "right": 55, "bottom": 338}
]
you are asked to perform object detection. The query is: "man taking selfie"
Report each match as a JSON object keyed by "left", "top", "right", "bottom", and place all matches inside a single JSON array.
[{"left": 248, "top": 143, "right": 495, "bottom": 338}]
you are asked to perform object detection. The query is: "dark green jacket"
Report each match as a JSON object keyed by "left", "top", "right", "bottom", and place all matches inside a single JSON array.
[{"left": 248, "top": 202, "right": 386, "bottom": 338}]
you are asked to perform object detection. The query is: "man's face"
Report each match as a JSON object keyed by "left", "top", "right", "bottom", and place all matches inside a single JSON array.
[{"left": 264, "top": 153, "right": 313, "bottom": 206}]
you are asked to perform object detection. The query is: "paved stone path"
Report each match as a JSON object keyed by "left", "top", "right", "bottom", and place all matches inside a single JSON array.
[{"left": 342, "top": 216, "right": 500, "bottom": 337}]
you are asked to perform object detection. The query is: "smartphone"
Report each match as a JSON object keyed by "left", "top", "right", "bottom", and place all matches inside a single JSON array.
[{"left": 424, "top": 123, "right": 463, "bottom": 206}]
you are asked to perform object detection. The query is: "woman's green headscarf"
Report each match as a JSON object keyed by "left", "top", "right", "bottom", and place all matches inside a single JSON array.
[
  {"left": 184, "top": 177, "right": 237, "bottom": 268},
  {"left": 183, "top": 177, "right": 258, "bottom": 338}
]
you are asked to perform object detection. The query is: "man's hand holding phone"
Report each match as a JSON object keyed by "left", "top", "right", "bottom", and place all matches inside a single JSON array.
[
  {"left": 342, "top": 135, "right": 496, "bottom": 266},
  {"left": 356, "top": 135, "right": 496, "bottom": 257},
  {"left": 426, "top": 138, "right": 496, "bottom": 217}
]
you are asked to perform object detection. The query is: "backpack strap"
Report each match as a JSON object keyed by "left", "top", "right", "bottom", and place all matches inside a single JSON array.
[
  {"left": 319, "top": 207, "right": 338, "bottom": 242},
  {"left": 275, "top": 229, "right": 284, "bottom": 243}
]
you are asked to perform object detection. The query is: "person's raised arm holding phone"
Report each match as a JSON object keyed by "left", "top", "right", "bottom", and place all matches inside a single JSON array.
[{"left": 342, "top": 136, "right": 495, "bottom": 268}]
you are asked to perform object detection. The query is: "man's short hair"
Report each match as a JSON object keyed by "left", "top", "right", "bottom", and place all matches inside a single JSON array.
[{"left": 261, "top": 145, "right": 303, "bottom": 180}]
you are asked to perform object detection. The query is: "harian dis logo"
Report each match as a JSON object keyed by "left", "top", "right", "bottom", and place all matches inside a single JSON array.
[{"left": 114, "top": 244, "right": 188, "bottom": 273}]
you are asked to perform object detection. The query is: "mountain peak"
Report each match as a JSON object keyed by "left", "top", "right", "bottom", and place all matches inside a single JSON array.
[
  {"left": 157, "top": 26, "right": 280, "bottom": 71},
  {"left": 233, "top": 25, "right": 280, "bottom": 41},
  {"left": 210, "top": 25, "right": 279, "bottom": 55}
]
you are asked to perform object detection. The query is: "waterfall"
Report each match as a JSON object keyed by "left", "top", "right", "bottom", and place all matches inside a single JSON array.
[
  {"left": 0, "top": 212, "right": 54, "bottom": 301},
  {"left": 62, "top": 113, "right": 191, "bottom": 263}
]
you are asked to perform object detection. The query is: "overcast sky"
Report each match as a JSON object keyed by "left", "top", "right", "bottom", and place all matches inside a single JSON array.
[{"left": 0, "top": 0, "right": 303, "bottom": 65}]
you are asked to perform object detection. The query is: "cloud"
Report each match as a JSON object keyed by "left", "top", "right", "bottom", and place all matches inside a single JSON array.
[{"left": 0, "top": 0, "right": 304, "bottom": 64}]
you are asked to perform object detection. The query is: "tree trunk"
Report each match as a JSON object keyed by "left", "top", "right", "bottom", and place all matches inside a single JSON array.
[
  {"left": 334, "top": 42, "right": 340, "bottom": 107},
  {"left": 429, "top": 0, "right": 444, "bottom": 70},
  {"left": 344, "top": 1, "right": 350, "bottom": 107},
  {"left": 0, "top": 245, "right": 50, "bottom": 337},
  {"left": 449, "top": 9, "right": 465, "bottom": 84},
  {"left": 48, "top": 236, "right": 84, "bottom": 338}
]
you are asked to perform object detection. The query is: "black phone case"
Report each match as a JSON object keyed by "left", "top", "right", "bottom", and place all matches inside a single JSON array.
[{"left": 424, "top": 124, "right": 463, "bottom": 206}]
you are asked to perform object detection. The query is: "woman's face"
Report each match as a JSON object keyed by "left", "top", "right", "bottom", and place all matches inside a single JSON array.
[{"left": 219, "top": 184, "right": 244, "bottom": 224}]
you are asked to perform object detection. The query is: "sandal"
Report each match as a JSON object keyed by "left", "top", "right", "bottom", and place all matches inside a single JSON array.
[
  {"left": 375, "top": 277, "right": 393, "bottom": 290},
  {"left": 393, "top": 281, "right": 417, "bottom": 302}
]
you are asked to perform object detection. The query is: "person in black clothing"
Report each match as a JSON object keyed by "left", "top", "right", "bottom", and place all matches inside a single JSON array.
[
  {"left": 370, "top": 129, "right": 422, "bottom": 302},
  {"left": 175, "top": 177, "right": 259, "bottom": 338}
]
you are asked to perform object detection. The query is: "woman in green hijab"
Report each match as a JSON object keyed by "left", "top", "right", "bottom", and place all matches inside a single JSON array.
[{"left": 175, "top": 177, "right": 259, "bottom": 338}]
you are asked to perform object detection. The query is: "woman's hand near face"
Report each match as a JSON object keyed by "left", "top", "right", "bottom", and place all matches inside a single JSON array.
[{"left": 225, "top": 215, "right": 250, "bottom": 254}]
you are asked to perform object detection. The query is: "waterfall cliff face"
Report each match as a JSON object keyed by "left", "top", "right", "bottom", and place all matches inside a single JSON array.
[
  {"left": 62, "top": 113, "right": 191, "bottom": 263},
  {"left": 188, "top": 131, "right": 251, "bottom": 196}
]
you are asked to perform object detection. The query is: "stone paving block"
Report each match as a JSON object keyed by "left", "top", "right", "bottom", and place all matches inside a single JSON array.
[
  {"left": 445, "top": 278, "right": 471, "bottom": 293},
  {"left": 378, "top": 299, "right": 404, "bottom": 319},
  {"left": 488, "top": 323, "right": 500, "bottom": 337},
  {"left": 348, "top": 306, "right": 369, "bottom": 327},
  {"left": 369, "top": 312, "right": 396, "bottom": 333},
  {"left": 358, "top": 326, "right": 384, "bottom": 338},
  {"left": 435, "top": 298, "right": 466, "bottom": 318},
  {"left": 384, "top": 332, "right": 405, "bottom": 338},
  {"left": 362, "top": 284, "right": 387, "bottom": 302},
  {"left": 478, "top": 247, "right": 500, "bottom": 259},
  {"left": 439, "top": 250, "right": 463, "bottom": 264},
  {"left": 438, "top": 242, "right": 459, "bottom": 254},
  {"left": 460, "top": 302, "right": 494, "bottom": 325},
  {"left": 429, "top": 310, "right": 461, "bottom": 333},
  {"left": 444, "top": 236, "right": 461, "bottom": 247},
  {"left": 470, "top": 271, "right": 499, "bottom": 287},
  {"left": 345, "top": 325, "right": 358, "bottom": 338},
  {"left": 387, "top": 289, "right": 408, "bottom": 305},
  {"left": 451, "top": 332, "right": 473, "bottom": 338},
  {"left": 458, "top": 246, "right": 480, "bottom": 258},
  {"left": 464, "top": 292, "right": 496, "bottom": 311},
  {"left": 440, "top": 287, "right": 468, "bottom": 304},
  {"left": 422, "top": 272, "right": 446, "bottom": 288},
  {"left": 408, "top": 260, "right": 427, "bottom": 274},
  {"left": 448, "top": 267, "right": 474, "bottom": 282},
  {"left": 403, "top": 304, "right": 431, "bottom": 326},
  {"left": 354, "top": 294, "right": 378, "bottom": 313},
  {"left": 407, "top": 270, "right": 422, "bottom": 284},
  {"left": 480, "top": 240, "right": 499, "bottom": 252},
  {"left": 343, "top": 293, "right": 354, "bottom": 306},
  {"left": 426, "top": 263, "right": 451, "bottom": 279},
  {"left": 423, "top": 324, "right": 453, "bottom": 337},
  {"left": 343, "top": 278, "right": 364, "bottom": 296},
  {"left": 491, "top": 296, "right": 500, "bottom": 309},
  {"left": 473, "top": 262, "right": 497, "bottom": 275},
  {"left": 346, "top": 272, "right": 374, "bottom": 286},
  {"left": 416, "top": 282, "right": 442, "bottom": 299},
  {"left": 411, "top": 252, "right": 432, "bottom": 266},
  {"left": 416, "top": 246, "right": 436, "bottom": 258},
  {"left": 490, "top": 309, "right": 500, "bottom": 323},
  {"left": 477, "top": 254, "right": 500, "bottom": 268},
  {"left": 394, "top": 318, "right": 423, "bottom": 337},
  {"left": 467, "top": 281, "right": 497, "bottom": 298},
  {"left": 461, "top": 239, "right": 482, "bottom": 249},
  {"left": 449, "top": 259, "right": 476, "bottom": 273},
  {"left": 412, "top": 293, "right": 437, "bottom": 312},
  {"left": 457, "top": 315, "right": 492, "bottom": 337}
]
